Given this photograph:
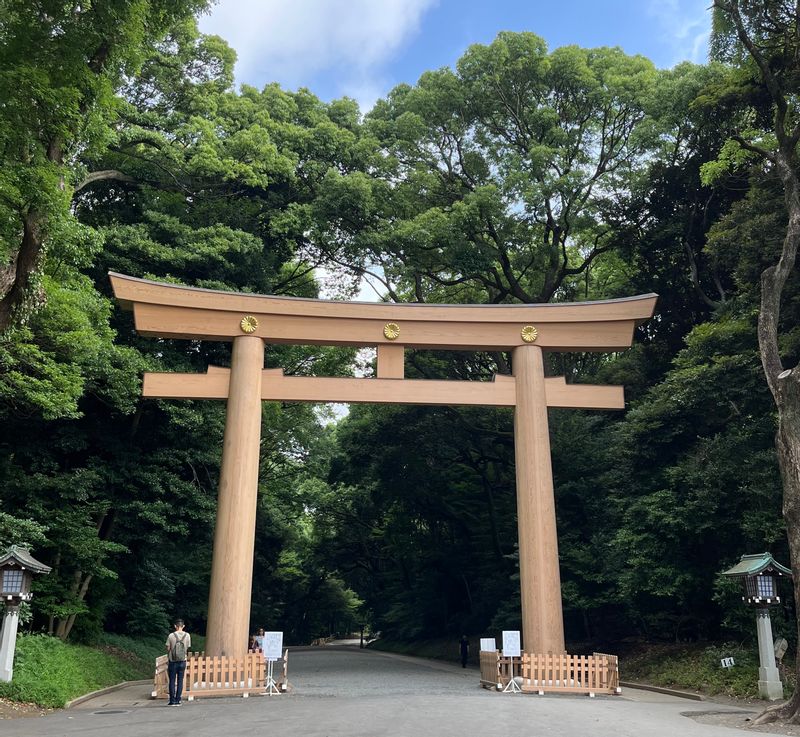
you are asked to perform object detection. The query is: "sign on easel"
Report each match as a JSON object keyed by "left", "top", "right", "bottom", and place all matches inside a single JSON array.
[
  {"left": 501, "top": 630, "right": 522, "bottom": 693},
  {"left": 502, "top": 630, "right": 521, "bottom": 657},
  {"left": 264, "top": 631, "right": 283, "bottom": 662},
  {"left": 261, "top": 631, "right": 283, "bottom": 696},
  {"left": 480, "top": 638, "right": 496, "bottom": 652}
]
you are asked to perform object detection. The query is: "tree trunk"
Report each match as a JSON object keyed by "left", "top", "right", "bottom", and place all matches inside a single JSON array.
[
  {"left": 62, "top": 573, "right": 93, "bottom": 640},
  {"left": 54, "top": 570, "right": 82, "bottom": 640},
  {"left": 754, "top": 152, "right": 800, "bottom": 723},
  {"left": 53, "top": 511, "right": 112, "bottom": 640},
  {"left": 47, "top": 551, "right": 61, "bottom": 636},
  {"left": 775, "top": 376, "right": 800, "bottom": 720},
  {"left": 0, "top": 210, "right": 45, "bottom": 331},
  {"left": 0, "top": 138, "right": 62, "bottom": 332},
  {"left": 54, "top": 571, "right": 94, "bottom": 641}
]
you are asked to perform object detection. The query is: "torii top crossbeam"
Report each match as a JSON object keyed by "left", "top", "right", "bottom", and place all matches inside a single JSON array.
[{"left": 111, "top": 271, "right": 656, "bottom": 349}]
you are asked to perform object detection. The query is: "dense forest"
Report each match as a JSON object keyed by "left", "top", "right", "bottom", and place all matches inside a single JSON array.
[{"left": 1, "top": 0, "right": 799, "bottom": 671}]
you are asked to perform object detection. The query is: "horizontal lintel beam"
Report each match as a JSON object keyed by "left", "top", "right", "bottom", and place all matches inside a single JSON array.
[
  {"left": 142, "top": 370, "right": 624, "bottom": 410},
  {"left": 131, "top": 302, "right": 639, "bottom": 351}
]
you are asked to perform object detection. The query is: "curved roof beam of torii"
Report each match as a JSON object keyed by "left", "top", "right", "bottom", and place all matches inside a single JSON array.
[{"left": 110, "top": 272, "right": 657, "bottom": 352}]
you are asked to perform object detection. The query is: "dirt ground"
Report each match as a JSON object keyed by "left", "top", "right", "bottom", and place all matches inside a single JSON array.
[
  {"left": 686, "top": 694, "right": 800, "bottom": 735},
  {"left": 0, "top": 696, "right": 52, "bottom": 720}
]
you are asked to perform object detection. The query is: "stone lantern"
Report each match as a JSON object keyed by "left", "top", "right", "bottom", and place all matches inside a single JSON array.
[
  {"left": 0, "top": 546, "right": 51, "bottom": 682},
  {"left": 720, "top": 552, "right": 791, "bottom": 701}
]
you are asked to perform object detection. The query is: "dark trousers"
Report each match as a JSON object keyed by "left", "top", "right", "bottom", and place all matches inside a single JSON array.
[{"left": 168, "top": 659, "right": 187, "bottom": 703}]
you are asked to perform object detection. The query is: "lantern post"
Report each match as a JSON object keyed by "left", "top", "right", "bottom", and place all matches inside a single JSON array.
[
  {"left": 720, "top": 553, "right": 791, "bottom": 701},
  {"left": 0, "top": 546, "right": 52, "bottom": 682}
]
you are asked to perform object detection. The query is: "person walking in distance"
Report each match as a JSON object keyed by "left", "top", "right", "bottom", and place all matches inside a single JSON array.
[
  {"left": 460, "top": 635, "right": 469, "bottom": 668},
  {"left": 166, "top": 619, "right": 191, "bottom": 705}
]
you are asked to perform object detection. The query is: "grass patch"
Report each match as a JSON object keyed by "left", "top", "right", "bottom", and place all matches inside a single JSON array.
[
  {"left": 94, "top": 632, "right": 164, "bottom": 664},
  {"left": 94, "top": 631, "right": 205, "bottom": 659},
  {"left": 0, "top": 633, "right": 153, "bottom": 708},
  {"left": 622, "top": 642, "right": 792, "bottom": 699}
]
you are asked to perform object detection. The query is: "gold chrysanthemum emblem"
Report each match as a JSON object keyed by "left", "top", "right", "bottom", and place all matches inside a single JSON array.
[
  {"left": 383, "top": 322, "right": 400, "bottom": 340},
  {"left": 240, "top": 315, "right": 259, "bottom": 334},
  {"left": 521, "top": 325, "right": 538, "bottom": 343}
]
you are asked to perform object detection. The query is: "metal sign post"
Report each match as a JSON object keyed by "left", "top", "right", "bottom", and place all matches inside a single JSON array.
[
  {"left": 265, "top": 659, "right": 279, "bottom": 695},
  {"left": 502, "top": 656, "right": 522, "bottom": 693}
]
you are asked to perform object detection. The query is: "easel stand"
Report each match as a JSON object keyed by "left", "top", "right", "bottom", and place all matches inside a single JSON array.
[
  {"left": 262, "top": 659, "right": 280, "bottom": 695},
  {"left": 502, "top": 656, "right": 522, "bottom": 693}
]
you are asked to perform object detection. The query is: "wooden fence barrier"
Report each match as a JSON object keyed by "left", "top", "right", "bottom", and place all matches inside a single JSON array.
[
  {"left": 480, "top": 650, "right": 503, "bottom": 689},
  {"left": 153, "top": 649, "right": 289, "bottom": 699},
  {"left": 592, "top": 651, "right": 620, "bottom": 692},
  {"left": 479, "top": 650, "right": 620, "bottom": 697}
]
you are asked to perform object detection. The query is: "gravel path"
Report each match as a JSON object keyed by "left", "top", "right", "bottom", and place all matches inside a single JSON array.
[
  {"left": 288, "top": 647, "right": 481, "bottom": 697},
  {"left": 0, "top": 647, "right": 771, "bottom": 737}
]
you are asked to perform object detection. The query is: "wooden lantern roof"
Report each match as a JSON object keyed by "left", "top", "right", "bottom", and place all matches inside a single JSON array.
[
  {"left": 720, "top": 553, "right": 792, "bottom": 579},
  {"left": 0, "top": 546, "right": 52, "bottom": 575}
]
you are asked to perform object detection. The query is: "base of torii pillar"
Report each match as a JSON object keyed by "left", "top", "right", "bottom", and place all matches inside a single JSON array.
[
  {"left": 513, "top": 345, "right": 565, "bottom": 654},
  {"left": 205, "top": 335, "right": 264, "bottom": 658}
]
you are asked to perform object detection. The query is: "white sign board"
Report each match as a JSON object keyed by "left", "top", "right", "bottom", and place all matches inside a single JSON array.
[
  {"left": 502, "top": 630, "right": 521, "bottom": 658},
  {"left": 480, "top": 638, "right": 496, "bottom": 652},
  {"left": 264, "top": 631, "right": 283, "bottom": 661},
  {"left": 720, "top": 657, "right": 735, "bottom": 668}
]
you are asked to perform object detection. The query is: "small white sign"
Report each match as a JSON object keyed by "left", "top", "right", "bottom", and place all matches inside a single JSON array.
[
  {"left": 720, "top": 657, "right": 735, "bottom": 668},
  {"left": 502, "top": 630, "right": 521, "bottom": 658},
  {"left": 264, "top": 631, "right": 283, "bottom": 661},
  {"left": 480, "top": 638, "right": 496, "bottom": 652}
]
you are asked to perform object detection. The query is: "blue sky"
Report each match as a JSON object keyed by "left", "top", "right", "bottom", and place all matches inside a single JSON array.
[{"left": 198, "top": 0, "right": 711, "bottom": 111}]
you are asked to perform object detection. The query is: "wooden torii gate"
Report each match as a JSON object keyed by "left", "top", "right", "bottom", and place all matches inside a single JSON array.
[{"left": 111, "top": 272, "right": 656, "bottom": 659}]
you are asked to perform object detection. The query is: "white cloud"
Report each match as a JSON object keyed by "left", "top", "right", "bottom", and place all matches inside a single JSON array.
[
  {"left": 198, "top": 0, "right": 436, "bottom": 101},
  {"left": 339, "top": 80, "right": 385, "bottom": 117},
  {"left": 647, "top": 0, "right": 711, "bottom": 65}
]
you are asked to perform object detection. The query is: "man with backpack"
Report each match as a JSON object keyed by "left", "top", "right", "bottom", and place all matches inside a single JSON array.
[{"left": 166, "top": 619, "right": 191, "bottom": 705}]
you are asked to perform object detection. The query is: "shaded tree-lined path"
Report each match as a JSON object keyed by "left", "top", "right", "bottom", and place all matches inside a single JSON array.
[{"left": 1, "top": 648, "right": 755, "bottom": 737}]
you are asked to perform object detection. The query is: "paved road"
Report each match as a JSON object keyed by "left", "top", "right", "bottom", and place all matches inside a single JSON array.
[{"left": 0, "top": 647, "right": 755, "bottom": 737}]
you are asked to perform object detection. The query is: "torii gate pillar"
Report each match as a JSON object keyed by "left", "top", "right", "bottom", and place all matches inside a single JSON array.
[
  {"left": 205, "top": 335, "right": 264, "bottom": 656},
  {"left": 513, "top": 344, "right": 564, "bottom": 653}
]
